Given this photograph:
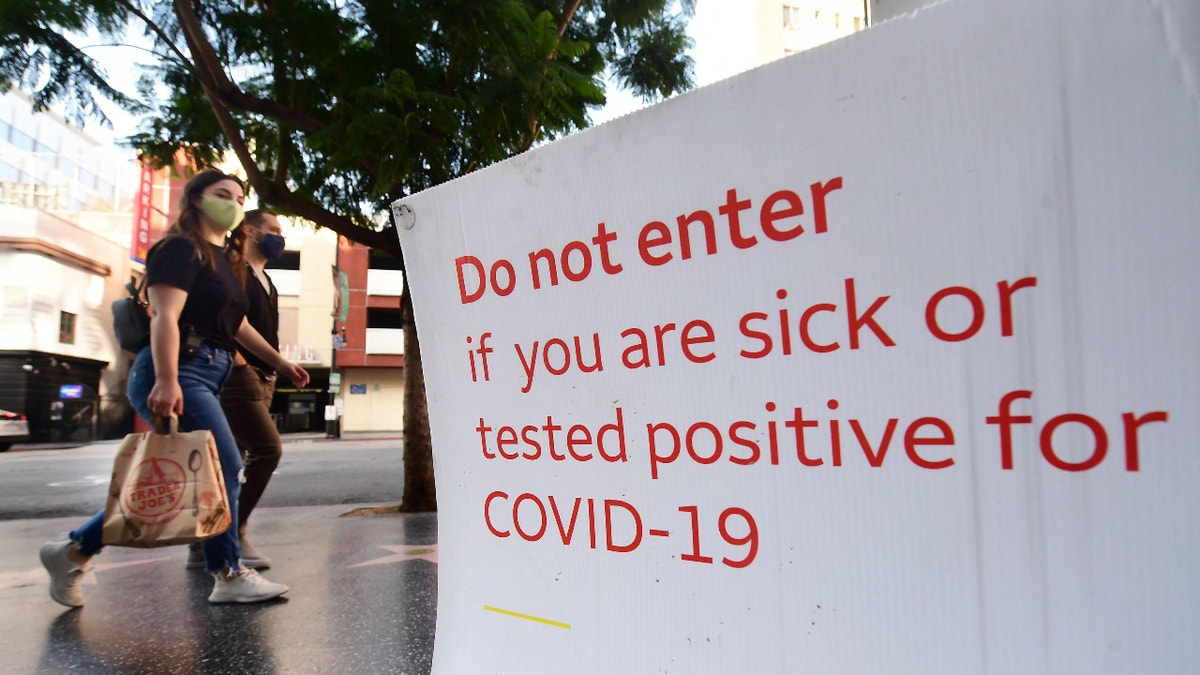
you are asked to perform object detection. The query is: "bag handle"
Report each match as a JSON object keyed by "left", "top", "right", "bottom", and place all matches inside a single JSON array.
[{"left": 151, "top": 415, "right": 179, "bottom": 436}]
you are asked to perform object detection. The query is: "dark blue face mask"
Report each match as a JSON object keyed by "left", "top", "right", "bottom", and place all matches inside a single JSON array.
[{"left": 257, "top": 233, "right": 286, "bottom": 260}]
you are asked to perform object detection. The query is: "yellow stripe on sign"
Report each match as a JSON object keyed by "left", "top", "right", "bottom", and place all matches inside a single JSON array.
[{"left": 483, "top": 605, "right": 572, "bottom": 630}]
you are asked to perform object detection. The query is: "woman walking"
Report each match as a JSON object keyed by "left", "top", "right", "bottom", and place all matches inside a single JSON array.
[
  {"left": 40, "top": 170, "right": 308, "bottom": 606},
  {"left": 189, "top": 208, "right": 287, "bottom": 570}
]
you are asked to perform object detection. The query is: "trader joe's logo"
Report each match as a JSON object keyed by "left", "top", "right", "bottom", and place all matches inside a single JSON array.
[{"left": 122, "top": 458, "right": 186, "bottom": 523}]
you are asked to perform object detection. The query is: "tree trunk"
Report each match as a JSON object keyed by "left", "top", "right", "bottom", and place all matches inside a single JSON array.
[{"left": 399, "top": 281, "right": 436, "bottom": 512}]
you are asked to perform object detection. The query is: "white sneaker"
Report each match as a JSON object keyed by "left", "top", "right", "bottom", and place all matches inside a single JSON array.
[
  {"left": 208, "top": 567, "right": 289, "bottom": 604},
  {"left": 40, "top": 540, "right": 88, "bottom": 608}
]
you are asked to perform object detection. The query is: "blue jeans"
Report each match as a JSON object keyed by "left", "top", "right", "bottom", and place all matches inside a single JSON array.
[{"left": 70, "top": 344, "right": 243, "bottom": 573}]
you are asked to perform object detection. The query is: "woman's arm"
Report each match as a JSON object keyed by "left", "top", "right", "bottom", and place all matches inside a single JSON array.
[
  {"left": 235, "top": 317, "right": 310, "bottom": 387},
  {"left": 146, "top": 285, "right": 188, "bottom": 417}
]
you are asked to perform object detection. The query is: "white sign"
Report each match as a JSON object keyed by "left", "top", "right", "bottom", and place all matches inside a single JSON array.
[{"left": 395, "top": 0, "right": 1200, "bottom": 671}]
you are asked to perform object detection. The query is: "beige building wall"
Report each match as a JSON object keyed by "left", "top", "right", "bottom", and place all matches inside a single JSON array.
[
  {"left": 756, "top": 0, "right": 868, "bottom": 63},
  {"left": 272, "top": 223, "right": 336, "bottom": 369},
  {"left": 339, "top": 366, "right": 404, "bottom": 432},
  {"left": 295, "top": 228, "right": 337, "bottom": 367}
]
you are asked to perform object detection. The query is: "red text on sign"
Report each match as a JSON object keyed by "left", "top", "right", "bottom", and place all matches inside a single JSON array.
[
  {"left": 924, "top": 277, "right": 1037, "bottom": 341},
  {"left": 638, "top": 178, "right": 843, "bottom": 266},
  {"left": 620, "top": 319, "right": 716, "bottom": 369},
  {"left": 455, "top": 222, "right": 624, "bottom": 304},
  {"left": 986, "top": 390, "right": 1169, "bottom": 471},
  {"left": 483, "top": 492, "right": 760, "bottom": 567},
  {"left": 477, "top": 408, "right": 628, "bottom": 463},
  {"left": 738, "top": 278, "right": 895, "bottom": 357},
  {"left": 645, "top": 400, "right": 955, "bottom": 479},
  {"left": 484, "top": 491, "right": 640, "bottom": 552},
  {"left": 514, "top": 333, "right": 604, "bottom": 393}
]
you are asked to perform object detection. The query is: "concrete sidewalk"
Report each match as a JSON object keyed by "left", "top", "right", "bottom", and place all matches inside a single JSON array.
[{"left": 0, "top": 505, "right": 437, "bottom": 674}]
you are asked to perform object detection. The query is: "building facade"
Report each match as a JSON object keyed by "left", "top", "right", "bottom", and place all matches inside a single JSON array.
[
  {"left": 330, "top": 240, "right": 406, "bottom": 433},
  {"left": 259, "top": 223, "right": 337, "bottom": 433},
  {"left": 0, "top": 90, "right": 140, "bottom": 442},
  {"left": 763, "top": 1, "right": 870, "bottom": 59},
  {"left": 253, "top": 223, "right": 406, "bottom": 434}
]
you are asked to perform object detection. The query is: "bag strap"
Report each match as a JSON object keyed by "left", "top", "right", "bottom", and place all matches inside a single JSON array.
[
  {"left": 151, "top": 415, "right": 179, "bottom": 436},
  {"left": 124, "top": 278, "right": 148, "bottom": 307}
]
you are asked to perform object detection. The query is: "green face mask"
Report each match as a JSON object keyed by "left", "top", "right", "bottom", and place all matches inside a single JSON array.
[{"left": 199, "top": 195, "right": 245, "bottom": 231}]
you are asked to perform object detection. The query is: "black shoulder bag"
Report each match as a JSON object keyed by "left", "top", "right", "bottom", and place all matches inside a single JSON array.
[{"left": 112, "top": 275, "right": 150, "bottom": 353}]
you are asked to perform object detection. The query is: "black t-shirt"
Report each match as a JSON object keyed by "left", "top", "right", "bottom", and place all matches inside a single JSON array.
[
  {"left": 145, "top": 237, "right": 248, "bottom": 352},
  {"left": 239, "top": 265, "right": 279, "bottom": 373}
]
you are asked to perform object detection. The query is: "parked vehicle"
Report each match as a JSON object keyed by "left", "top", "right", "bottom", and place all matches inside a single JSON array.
[{"left": 0, "top": 409, "right": 30, "bottom": 451}]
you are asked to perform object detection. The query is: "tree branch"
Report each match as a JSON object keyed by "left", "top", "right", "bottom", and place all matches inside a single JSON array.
[
  {"left": 115, "top": 0, "right": 196, "bottom": 74},
  {"left": 254, "top": 181, "right": 398, "bottom": 256},
  {"left": 513, "top": 0, "right": 583, "bottom": 155},
  {"left": 170, "top": 0, "right": 326, "bottom": 134},
  {"left": 166, "top": 1, "right": 368, "bottom": 247},
  {"left": 559, "top": 0, "right": 583, "bottom": 39},
  {"left": 527, "top": 1, "right": 584, "bottom": 149},
  {"left": 169, "top": 0, "right": 401, "bottom": 258}
]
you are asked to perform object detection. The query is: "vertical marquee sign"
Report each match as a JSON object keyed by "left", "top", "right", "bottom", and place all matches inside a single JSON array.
[
  {"left": 130, "top": 165, "right": 154, "bottom": 264},
  {"left": 395, "top": 0, "right": 1200, "bottom": 671}
]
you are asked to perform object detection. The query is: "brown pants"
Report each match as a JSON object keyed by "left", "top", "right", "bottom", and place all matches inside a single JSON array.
[{"left": 219, "top": 364, "right": 281, "bottom": 533}]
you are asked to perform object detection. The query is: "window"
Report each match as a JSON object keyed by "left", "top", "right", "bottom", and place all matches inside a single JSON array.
[
  {"left": 783, "top": 5, "right": 802, "bottom": 29},
  {"left": 367, "top": 249, "right": 405, "bottom": 296},
  {"left": 368, "top": 249, "right": 404, "bottom": 270},
  {"left": 0, "top": 160, "right": 20, "bottom": 183},
  {"left": 366, "top": 307, "right": 404, "bottom": 329},
  {"left": 59, "top": 311, "right": 76, "bottom": 344},
  {"left": 366, "top": 306, "right": 404, "bottom": 355},
  {"left": 78, "top": 169, "right": 98, "bottom": 190},
  {"left": 10, "top": 127, "right": 36, "bottom": 152},
  {"left": 0, "top": 120, "right": 10, "bottom": 143},
  {"left": 266, "top": 250, "right": 300, "bottom": 271}
]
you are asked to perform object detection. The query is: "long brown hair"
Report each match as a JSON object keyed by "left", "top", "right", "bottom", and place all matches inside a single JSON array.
[{"left": 160, "top": 169, "right": 247, "bottom": 284}]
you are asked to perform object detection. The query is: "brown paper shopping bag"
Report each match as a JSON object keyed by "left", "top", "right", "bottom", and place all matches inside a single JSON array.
[{"left": 102, "top": 417, "right": 231, "bottom": 547}]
